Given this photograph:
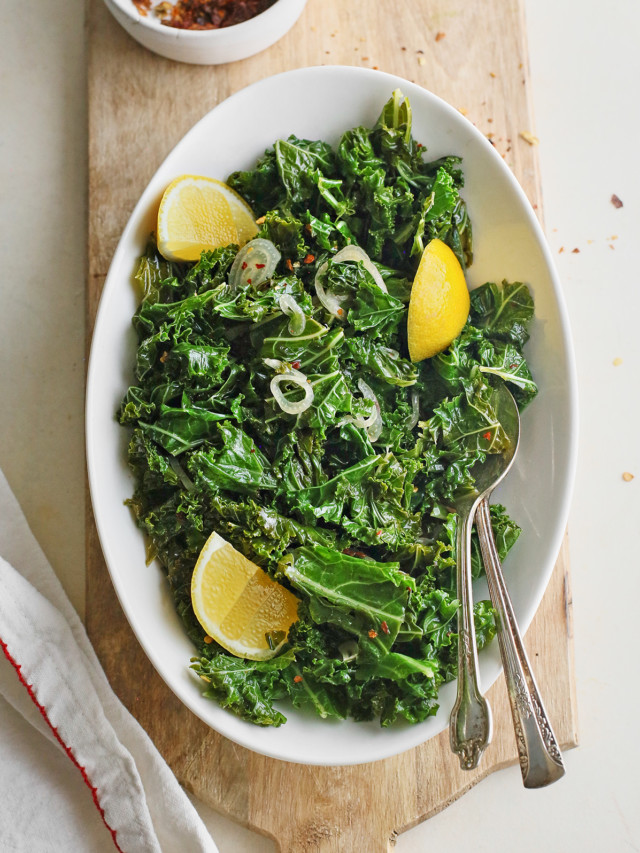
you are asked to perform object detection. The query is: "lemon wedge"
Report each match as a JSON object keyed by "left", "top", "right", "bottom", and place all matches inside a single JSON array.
[
  {"left": 407, "top": 238, "right": 470, "bottom": 362},
  {"left": 191, "top": 531, "right": 299, "bottom": 661},
  {"left": 157, "top": 175, "right": 258, "bottom": 262}
]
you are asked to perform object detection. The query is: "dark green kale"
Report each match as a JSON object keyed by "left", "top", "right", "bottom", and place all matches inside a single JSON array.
[{"left": 119, "top": 91, "right": 537, "bottom": 728}]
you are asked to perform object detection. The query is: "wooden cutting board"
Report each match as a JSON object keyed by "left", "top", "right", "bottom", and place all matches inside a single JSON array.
[{"left": 86, "top": 1, "right": 578, "bottom": 849}]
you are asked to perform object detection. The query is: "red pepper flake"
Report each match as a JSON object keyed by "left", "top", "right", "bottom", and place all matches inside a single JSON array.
[
  {"left": 343, "top": 548, "right": 369, "bottom": 559},
  {"left": 291, "top": 360, "right": 301, "bottom": 369},
  {"left": 293, "top": 674, "right": 303, "bottom": 683},
  {"left": 250, "top": 448, "right": 255, "bottom": 453},
  {"left": 303, "top": 254, "right": 315, "bottom": 264},
  {"left": 337, "top": 307, "right": 345, "bottom": 317},
  {"left": 558, "top": 247, "right": 564, "bottom": 253},
  {"left": 241, "top": 262, "right": 248, "bottom": 270},
  {"left": 435, "top": 31, "right": 446, "bottom": 41},
  {"left": 285, "top": 259, "right": 293, "bottom": 272},
  {"left": 376, "top": 529, "right": 382, "bottom": 536},
  {"left": 611, "top": 193, "right": 624, "bottom": 209},
  {"left": 380, "top": 621, "right": 390, "bottom": 635},
  {"left": 255, "top": 215, "right": 266, "bottom": 225},
  {"left": 246, "top": 278, "right": 252, "bottom": 284},
  {"left": 157, "top": 0, "right": 277, "bottom": 29},
  {"left": 483, "top": 431, "right": 492, "bottom": 441},
  {"left": 368, "top": 629, "right": 378, "bottom": 638},
  {"left": 255, "top": 263, "right": 265, "bottom": 269}
]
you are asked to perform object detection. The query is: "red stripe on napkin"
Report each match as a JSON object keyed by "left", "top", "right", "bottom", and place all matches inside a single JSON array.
[{"left": 0, "top": 636, "right": 124, "bottom": 853}]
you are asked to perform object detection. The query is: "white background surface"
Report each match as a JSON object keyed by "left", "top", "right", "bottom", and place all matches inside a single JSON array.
[{"left": 1, "top": 1, "right": 639, "bottom": 850}]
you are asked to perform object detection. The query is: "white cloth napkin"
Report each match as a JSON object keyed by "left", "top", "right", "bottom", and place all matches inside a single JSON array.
[{"left": 0, "top": 468, "right": 218, "bottom": 853}]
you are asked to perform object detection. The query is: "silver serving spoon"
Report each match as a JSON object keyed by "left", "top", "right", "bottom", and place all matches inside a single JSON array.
[
  {"left": 475, "top": 383, "right": 565, "bottom": 787},
  {"left": 448, "top": 385, "right": 520, "bottom": 769}
]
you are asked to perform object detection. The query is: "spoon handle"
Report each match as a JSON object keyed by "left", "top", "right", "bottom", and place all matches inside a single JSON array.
[
  {"left": 476, "top": 498, "right": 565, "bottom": 787},
  {"left": 450, "top": 506, "right": 492, "bottom": 770}
]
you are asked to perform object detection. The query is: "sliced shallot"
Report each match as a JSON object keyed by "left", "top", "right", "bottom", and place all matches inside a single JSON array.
[
  {"left": 407, "top": 389, "right": 420, "bottom": 430},
  {"left": 314, "top": 244, "right": 387, "bottom": 319},
  {"left": 278, "top": 293, "right": 306, "bottom": 336},
  {"left": 229, "top": 238, "right": 281, "bottom": 291}
]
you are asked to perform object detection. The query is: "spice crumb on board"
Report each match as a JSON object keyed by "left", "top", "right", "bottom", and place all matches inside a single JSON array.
[
  {"left": 572, "top": 248, "right": 580, "bottom": 253},
  {"left": 489, "top": 71, "right": 497, "bottom": 77},
  {"left": 613, "top": 357, "right": 623, "bottom": 366},
  {"left": 611, "top": 194, "right": 624, "bottom": 208},
  {"left": 520, "top": 130, "right": 539, "bottom": 145},
  {"left": 458, "top": 107, "right": 468, "bottom": 115},
  {"left": 435, "top": 31, "right": 446, "bottom": 41},
  {"left": 418, "top": 56, "right": 426, "bottom": 65},
  {"left": 622, "top": 472, "right": 634, "bottom": 482}
]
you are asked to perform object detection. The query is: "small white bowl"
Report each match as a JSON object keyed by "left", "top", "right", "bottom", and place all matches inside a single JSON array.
[{"left": 103, "top": 0, "right": 308, "bottom": 65}]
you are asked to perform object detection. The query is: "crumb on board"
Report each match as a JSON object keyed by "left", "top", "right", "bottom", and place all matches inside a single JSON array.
[
  {"left": 558, "top": 247, "right": 564, "bottom": 253},
  {"left": 611, "top": 194, "right": 624, "bottom": 208},
  {"left": 572, "top": 248, "right": 580, "bottom": 253},
  {"left": 435, "top": 31, "right": 445, "bottom": 41},
  {"left": 458, "top": 107, "right": 468, "bottom": 115},
  {"left": 613, "top": 357, "right": 623, "bottom": 366},
  {"left": 489, "top": 71, "right": 497, "bottom": 77},
  {"left": 520, "top": 130, "right": 539, "bottom": 145},
  {"left": 622, "top": 472, "right": 634, "bottom": 482},
  {"left": 418, "top": 56, "right": 426, "bottom": 65}
]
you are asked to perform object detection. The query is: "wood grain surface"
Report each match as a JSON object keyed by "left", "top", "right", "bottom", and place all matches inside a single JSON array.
[{"left": 87, "top": 1, "right": 578, "bottom": 849}]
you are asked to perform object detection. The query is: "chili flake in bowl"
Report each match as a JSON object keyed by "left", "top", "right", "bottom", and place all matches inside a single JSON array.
[
  {"left": 152, "top": 0, "right": 279, "bottom": 30},
  {"left": 104, "top": 0, "right": 307, "bottom": 64}
]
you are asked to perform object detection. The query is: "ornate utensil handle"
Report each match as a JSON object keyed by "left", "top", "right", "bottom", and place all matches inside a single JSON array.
[
  {"left": 476, "top": 498, "right": 565, "bottom": 788},
  {"left": 450, "top": 506, "right": 492, "bottom": 770}
]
